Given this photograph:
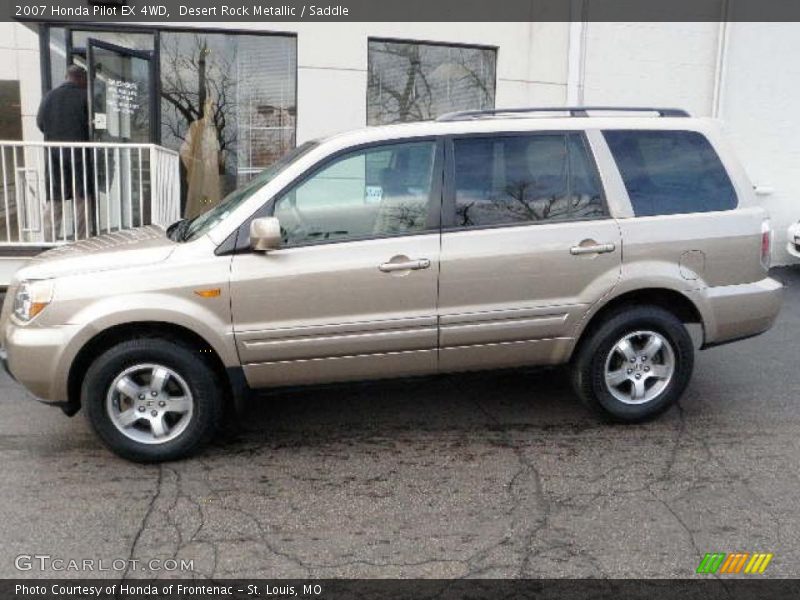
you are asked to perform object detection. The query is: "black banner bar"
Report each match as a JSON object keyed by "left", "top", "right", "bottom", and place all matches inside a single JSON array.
[
  {"left": 4, "top": 579, "right": 800, "bottom": 600},
  {"left": 6, "top": 0, "right": 800, "bottom": 23}
]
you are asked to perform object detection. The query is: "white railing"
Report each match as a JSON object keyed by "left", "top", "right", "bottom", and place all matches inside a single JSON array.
[{"left": 0, "top": 141, "right": 181, "bottom": 246}]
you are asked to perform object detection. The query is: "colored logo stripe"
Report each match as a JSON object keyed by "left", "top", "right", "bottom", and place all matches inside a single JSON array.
[
  {"left": 697, "top": 553, "right": 726, "bottom": 574},
  {"left": 745, "top": 553, "right": 774, "bottom": 574},
  {"left": 719, "top": 553, "right": 749, "bottom": 574},
  {"left": 697, "top": 553, "right": 773, "bottom": 574}
]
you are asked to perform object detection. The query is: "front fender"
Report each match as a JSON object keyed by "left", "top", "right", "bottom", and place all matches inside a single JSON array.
[{"left": 49, "top": 292, "right": 237, "bottom": 401}]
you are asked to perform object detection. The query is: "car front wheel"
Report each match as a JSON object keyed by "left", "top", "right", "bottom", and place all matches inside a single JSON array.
[{"left": 84, "top": 338, "right": 224, "bottom": 462}]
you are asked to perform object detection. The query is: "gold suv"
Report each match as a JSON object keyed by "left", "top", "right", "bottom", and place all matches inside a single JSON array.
[{"left": 0, "top": 107, "right": 783, "bottom": 462}]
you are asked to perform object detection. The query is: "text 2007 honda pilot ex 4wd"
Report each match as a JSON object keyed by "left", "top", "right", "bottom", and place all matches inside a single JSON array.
[{"left": 0, "top": 107, "right": 783, "bottom": 462}]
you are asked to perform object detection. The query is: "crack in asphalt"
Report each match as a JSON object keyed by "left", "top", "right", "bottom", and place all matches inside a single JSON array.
[
  {"left": 121, "top": 464, "right": 164, "bottom": 580},
  {"left": 450, "top": 376, "right": 559, "bottom": 579}
]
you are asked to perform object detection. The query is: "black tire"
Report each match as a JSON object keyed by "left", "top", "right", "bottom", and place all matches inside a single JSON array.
[
  {"left": 83, "top": 338, "right": 225, "bottom": 462},
  {"left": 570, "top": 305, "right": 694, "bottom": 422}
]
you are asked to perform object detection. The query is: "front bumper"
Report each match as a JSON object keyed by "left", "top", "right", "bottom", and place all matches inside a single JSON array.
[
  {"left": 2, "top": 339, "right": 79, "bottom": 415},
  {"left": 2, "top": 317, "right": 80, "bottom": 406}
]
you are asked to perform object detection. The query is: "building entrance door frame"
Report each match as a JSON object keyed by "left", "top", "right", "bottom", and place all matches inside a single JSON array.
[
  {"left": 41, "top": 25, "right": 161, "bottom": 144},
  {"left": 86, "top": 38, "right": 157, "bottom": 143}
]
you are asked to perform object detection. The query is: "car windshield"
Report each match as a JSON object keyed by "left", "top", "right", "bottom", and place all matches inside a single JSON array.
[{"left": 177, "top": 141, "right": 319, "bottom": 242}]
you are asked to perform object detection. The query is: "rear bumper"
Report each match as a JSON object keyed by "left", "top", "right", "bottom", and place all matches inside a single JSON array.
[{"left": 690, "top": 276, "right": 783, "bottom": 348}]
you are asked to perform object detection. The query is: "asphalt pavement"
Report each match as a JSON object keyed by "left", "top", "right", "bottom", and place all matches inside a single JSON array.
[{"left": 1, "top": 267, "right": 799, "bottom": 579}]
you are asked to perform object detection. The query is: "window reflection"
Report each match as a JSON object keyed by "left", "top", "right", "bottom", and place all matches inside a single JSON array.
[
  {"left": 453, "top": 134, "right": 606, "bottom": 227},
  {"left": 159, "top": 32, "right": 297, "bottom": 214},
  {"left": 367, "top": 40, "right": 496, "bottom": 125}
]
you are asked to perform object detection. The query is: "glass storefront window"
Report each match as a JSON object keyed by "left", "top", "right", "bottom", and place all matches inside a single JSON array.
[
  {"left": 159, "top": 31, "right": 297, "bottom": 212},
  {"left": 41, "top": 26, "right": 298, "bottom": 217},
  {"left": 42, "top": 25, "right": 298, "bottom": 218},
  {"left": 367, "top": 39, "right": 496, "bottom": 125},
  {"left": 71, "top": 30, "right": 155, "bottom": 52}
]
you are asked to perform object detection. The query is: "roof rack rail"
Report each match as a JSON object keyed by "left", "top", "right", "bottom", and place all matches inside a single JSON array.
[{"left": 436, "top": 106, "right": 690, "bottom": 122}]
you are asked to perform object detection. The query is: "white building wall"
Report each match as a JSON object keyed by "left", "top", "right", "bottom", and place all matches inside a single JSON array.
[
  {"left": 1, "top": 23, "right": 43, "bottom": 142},
  {"left": 717, "top": 22, "right": 800, "bottom": 264},
  {"left": 580, "top": 22, "right": 720, "bottom": 116}
]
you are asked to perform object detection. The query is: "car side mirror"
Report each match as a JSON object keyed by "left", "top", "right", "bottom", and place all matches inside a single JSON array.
[{"left": 250, "top": 217, "right": 282, "bottom": 252}]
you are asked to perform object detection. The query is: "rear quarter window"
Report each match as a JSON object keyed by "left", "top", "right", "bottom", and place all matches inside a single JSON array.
[{"left": 603, "top": 130, "right": 737, "bottom": 216}]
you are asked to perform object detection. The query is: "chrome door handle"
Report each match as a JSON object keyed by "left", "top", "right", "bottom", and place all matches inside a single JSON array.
[
  {"left": 378, "top": 258, "right": 431, "bottom": 272},
  {"left": 570, "top": 242, "right": 616, "bottom": 255}
]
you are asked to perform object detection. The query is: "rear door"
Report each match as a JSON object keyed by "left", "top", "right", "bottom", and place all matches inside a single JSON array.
[
  {"left": 438, "top": 131, "right": 622, "bottom": 372},
  {"left": 230, "top": 139, "right": 444, "bottom": 387}
]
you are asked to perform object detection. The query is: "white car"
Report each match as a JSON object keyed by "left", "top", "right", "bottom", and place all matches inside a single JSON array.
[{"left": 788, "top": 221, "right": 800, "bottom": 258}]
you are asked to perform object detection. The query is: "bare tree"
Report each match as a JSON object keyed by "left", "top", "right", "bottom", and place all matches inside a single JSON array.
[
  {"left": 447, "top": 47, "right": 495, "bottom": 108},
  {"left": 159, "top": 34, "right": 237, "bottom": 169},
  {"left": 368, "top": 42, "right": 495, "bottom": 125},
  {"left": 368, "top": 42, "right": 434, "bottom": 124}
]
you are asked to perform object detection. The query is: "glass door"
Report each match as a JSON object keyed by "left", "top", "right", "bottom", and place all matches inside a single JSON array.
[
  {"left": 87, "top": 39, "right": 155, "bottom": 143},
  {"left": 87, "top": 39, "right": 155, "bottom": 230}
]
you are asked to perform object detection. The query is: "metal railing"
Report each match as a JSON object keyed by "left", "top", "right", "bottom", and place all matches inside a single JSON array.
[{"left": 0, "top": 141, "right": 181, "bottom": 246}]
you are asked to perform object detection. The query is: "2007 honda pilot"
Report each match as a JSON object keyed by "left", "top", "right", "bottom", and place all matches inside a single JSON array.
[{"left": 0, "top": 107, "right": 783, "bottom": 462}]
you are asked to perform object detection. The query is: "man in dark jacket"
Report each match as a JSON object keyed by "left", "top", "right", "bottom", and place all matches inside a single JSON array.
[{"left": 37, "top": 65, "right": 93, "bottom": 239}]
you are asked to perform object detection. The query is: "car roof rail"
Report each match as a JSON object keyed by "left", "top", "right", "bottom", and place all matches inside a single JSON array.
[{"left": 436, "top": 106, "right": 691, "bottom": 122}]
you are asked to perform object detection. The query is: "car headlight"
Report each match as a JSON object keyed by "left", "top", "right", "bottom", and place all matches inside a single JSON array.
[{"left": 13, "top": 280, "right": 54, "bottom": 322}]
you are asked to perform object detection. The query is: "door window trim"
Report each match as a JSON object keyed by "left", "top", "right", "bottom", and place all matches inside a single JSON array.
[
  {"left": 441, "top": 130, "right": 610, "bottom": 233},
  {"left": 223, "top": 136, "right": 445, "bottom": 253}
]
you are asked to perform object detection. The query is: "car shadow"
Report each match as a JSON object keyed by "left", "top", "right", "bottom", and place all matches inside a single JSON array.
[{"left": 210, "top": 366, "right": 608, "bottom": 454}]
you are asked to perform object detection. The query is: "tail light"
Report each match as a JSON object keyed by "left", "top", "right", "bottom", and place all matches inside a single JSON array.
[{"left": 761, "top": 220, "right": 772, "bottom": 270}]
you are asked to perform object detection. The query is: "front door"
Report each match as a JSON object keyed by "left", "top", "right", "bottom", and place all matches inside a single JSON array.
[
  {"left": 230, "top": 139, "right": 443, "bottom": 388},
  {"left": 87, "top": 39, "right": 155, "bottom": 143},
  {"left": 438, "top": 131, "right": 622, "bottom": 372}
]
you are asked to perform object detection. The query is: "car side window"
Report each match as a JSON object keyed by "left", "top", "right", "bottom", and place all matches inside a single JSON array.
[
  {"left": 273, "top": 141, "right": 436, "bottom": 246},
  {"left": 452, "top": 133, "right": 606, "bottom": 228},
  {"left": 603, "top": 130, "right": 737, "bottom": 216}
]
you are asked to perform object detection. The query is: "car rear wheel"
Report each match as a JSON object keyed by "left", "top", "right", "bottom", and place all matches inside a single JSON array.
[
  {"left": 571, "top": 306, "right": 694, "bottom": 422},
  {"left": 84, "top": 338, "right": 224, "bottom": 462}
]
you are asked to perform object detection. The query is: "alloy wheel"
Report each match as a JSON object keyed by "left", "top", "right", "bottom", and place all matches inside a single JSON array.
[
  {"left": 603, "top": 330, "right": 675, "bottom": 405},
  {"left": 106, "top": 363, "right": 194, "bottom": 445}
]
